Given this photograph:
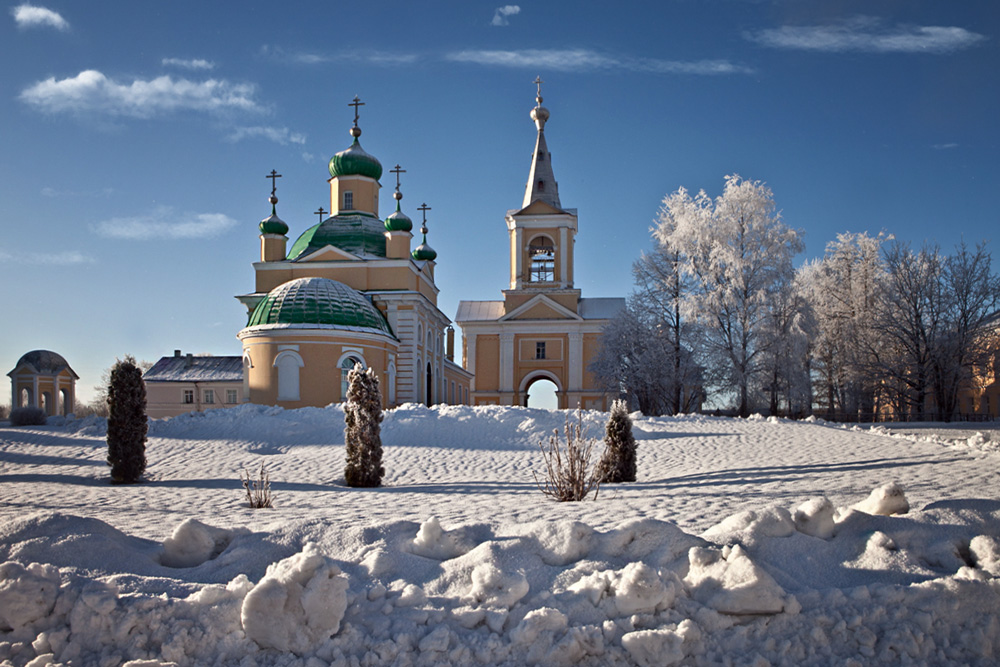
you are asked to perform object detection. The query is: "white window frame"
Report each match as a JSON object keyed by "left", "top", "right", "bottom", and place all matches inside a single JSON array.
[{"left": 274, "top": 350, "right": 305, "bottom": 401}]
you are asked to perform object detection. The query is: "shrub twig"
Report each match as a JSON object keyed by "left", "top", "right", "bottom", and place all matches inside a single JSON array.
[
  {"left": 242, "top": 462, "right": 273, "bottom": 508},
  {"left": 533, "top": 411, "right": 601, "bottom": 502}
]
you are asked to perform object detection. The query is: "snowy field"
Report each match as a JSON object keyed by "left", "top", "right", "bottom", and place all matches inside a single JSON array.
[{"left": 2, "top": 404, "right": 1000, "bottom": 666}]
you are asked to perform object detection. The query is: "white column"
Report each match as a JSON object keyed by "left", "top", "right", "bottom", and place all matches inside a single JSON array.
[
  {"left": 512, "top": 227, "right": 523, "bottom": 289},
  {"left": 499, "top": 332, "right": 515, "bottom": 392},
  {"left": 568, "top": 332, "right": 583, "bottom": 391},
  {"left": 559, "top": 226, "right": 568, "bottom": 286},
  {"left": 54, "top": 376, "right": 61, "bottom": 416},
  {"left": 32, "top": 376, "right": 39, "bottom": 408}
]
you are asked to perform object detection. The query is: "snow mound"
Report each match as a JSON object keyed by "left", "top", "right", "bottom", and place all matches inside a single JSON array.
[
  {"left": 240, "top": 543, "right": 349, "bottom": 653},
  {"left": 622, "top": 619, "right": 700, "bottom": 667},
  {"left": 411, "top": 517, "right": 475, "bottom": 560},
  {"left": 684, "top": 544, "right": 789, "bottom": 615},
  {"left": 0, "top": 561, "right": 60, "bottom": 631},
  {"left": 853, "top": 482, "right": 910, "bottom": 515},
  {"left": 793, "top": 497, "right": 836, "bottom": 539},
  {"left": 969, "top": 535, "right": 1000, "bottom": 576},
  {"left": 568, "top": 561, "right": 678, "bottom": 616},
  {"left": 160, "top": 518, "right": 234, "bottom": 568}
]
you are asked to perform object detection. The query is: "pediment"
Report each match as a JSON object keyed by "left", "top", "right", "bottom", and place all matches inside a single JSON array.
[
  {"left": 297, "top": 245, "right": 359, "bottom": 262},
  {"left": 500, "top": 294, "right": 582, "bottom": 322},
  {"left": 514, "top": 199, "right": 564, "bottom": 216}
]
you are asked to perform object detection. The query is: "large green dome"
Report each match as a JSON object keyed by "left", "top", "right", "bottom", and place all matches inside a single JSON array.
[
  {"left": 246, "top": 277, "right": 393, "bottom": 335},
  {"left": 287, "top": 213, "right": 387, "bottom": 260},
  {"left": 329, "top": 139, "right": 382, "bottom": 181}
]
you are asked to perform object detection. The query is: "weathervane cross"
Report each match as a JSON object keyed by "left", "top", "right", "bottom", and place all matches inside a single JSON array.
[{"left": 266, "top": 169, "right": 282, "bottom": 195}]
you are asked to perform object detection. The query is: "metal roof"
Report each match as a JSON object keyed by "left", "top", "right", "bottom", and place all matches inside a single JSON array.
[
  {"left": 143, "top": 356, "right": 243, "bottom": 383},
  {"left": 455, "top": 300, "right": 505, "bottom": 322},
  {"left": 7, "top": 350, "right": 79, "bottom": 379},
  {"left": 578, "top": 297, "right": 627, "bottom": 320}
]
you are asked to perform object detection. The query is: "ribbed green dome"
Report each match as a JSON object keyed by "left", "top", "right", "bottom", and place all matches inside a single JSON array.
[
  {"left": 259, "top": 212, "right": 288, "bottom": 235},
  {"left": 246, "top": 277, "right": 393, "bottom": 335},
  {"left": 329, "top": 139, "right": 382, "bottom": 181},
  {"left": 384, "top": 202, "right": 413, "bottom": 233},
  {"left": 287, "top": 213, "right": 387, "bottom": 260}
]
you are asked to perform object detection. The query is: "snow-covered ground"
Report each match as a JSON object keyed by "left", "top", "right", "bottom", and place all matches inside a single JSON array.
[{"left": 1, "top": 404, "right": 999, "bottom": 666}]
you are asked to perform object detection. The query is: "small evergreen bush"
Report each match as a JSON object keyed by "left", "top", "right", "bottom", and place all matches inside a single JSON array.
[
  {"left": 344, "top": 364, "right": 385, "bottom": 488},
  {"left": 597, "top": 399, "right": 637, "bottom": 483},
  {"left": 106, "top": 355, "right": 147, "bottom": 483},
  {"left": 534, "top": 411, "right": 601, "bottom": 501},
  {"left": 9, "top": 406, "right": 47, "bottom": 426}
]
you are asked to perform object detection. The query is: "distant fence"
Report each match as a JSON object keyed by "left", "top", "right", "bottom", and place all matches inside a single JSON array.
[{"left": 806, "top": 412, "right": 997, "bottom": 424}]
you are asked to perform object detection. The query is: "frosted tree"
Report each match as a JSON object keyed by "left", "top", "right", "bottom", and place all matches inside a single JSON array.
[
  {"left": 757, "top": 278, "right": 813, "bottom": 416},
  {"left": 106, "top": 355, "right": 147, "bottom": 483},
  {"left": 597, "top": 399, "right": 637, "bottom": 483},
  {"left": 344, "top": 364, "right": 385, "bottom": 488},
  {"left": 800, "top": 232, "right": 888, "bottom": 419},
  {"left": 654, "top": 175, "right": 803, "bottom": 417}
]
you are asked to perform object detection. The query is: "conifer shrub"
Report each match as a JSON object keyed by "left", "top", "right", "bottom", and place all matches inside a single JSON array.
[
  {"left": 344, "top": 364, "right": 385, "bottom": 488},
  {"left": 9, "top": 406, "right": 46, "bottom": 426},
  {"left": 106, "top": 355, "right": 147, "bottom": 483},
  {"left": 597, "top": 399, "right": 637, "bottom": 483},
  {"left": 534, "top": 411, "right": 602, "bottom": 502}
]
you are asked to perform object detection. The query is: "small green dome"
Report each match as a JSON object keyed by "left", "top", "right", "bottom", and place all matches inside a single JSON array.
[
  {"left": 329, "top": 139, "right": 383, "bottom": 181},
  {"left": 412, "top": 235, "right": 437, "bottom": 261},
  {"left": 259, "top": 213, "right": 288, "bottom": 235},
  {"left": 246, "top": 277, "right": 393, "bottom": 335},
  {"left": 287, "top": 213, "right": 387, "bottom": 260},
  {"left": 384, "top": 203, "right": 413, "bottom": 233}
]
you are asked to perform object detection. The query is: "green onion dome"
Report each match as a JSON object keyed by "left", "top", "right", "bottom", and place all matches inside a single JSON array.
[
  {"left": 259, "top": 194, "right": 289, "bottom": 235},
  {"left": 329, "top": 139, "right": 383, "bottom": 181},
  {"left": 411, "top": 233, "right": 437, "bottom": 261},
  {"left": 384, "top": 202, "right": 413, "bottom": 233},
  {"left": 246, "top": 277, "right": 393, "bottom": 336},
  {"left": 287, "top": 212, "right": 387, "bottom": 260}
]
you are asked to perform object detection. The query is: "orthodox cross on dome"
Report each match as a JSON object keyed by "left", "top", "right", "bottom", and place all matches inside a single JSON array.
[
  {"left": 266, "top": 169, "right": 282, "bottom": 195},
  {"left": 417, "top": 202, "right": 431, "bottom": 231},
  {"left": 390, "top": 164, "right": 406, "bottom": 201},
  {"left": 349, "top": 96, "right": 365, "bottom": 136},
  {"left": 533, "top": 76, "right": 544, "bottom": 105},
  {"left": 314, "top": 206, "right": 327, "bottom": 222}
]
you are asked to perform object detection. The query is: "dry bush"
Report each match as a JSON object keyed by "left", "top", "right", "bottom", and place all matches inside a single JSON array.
[
  {"left": 241, "top": 462, "right": 274, "bottom": 509},
  {"left": 9, "top": 407, "right": 47, "bottom": 427},
  {"left": 533, "top": 412, "right": 602, "bottom": 501}
]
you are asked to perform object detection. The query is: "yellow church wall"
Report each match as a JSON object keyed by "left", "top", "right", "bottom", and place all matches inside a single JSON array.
[
  {"left": 475, "top": 336, "right": 500, "bottom": 391},
  {"left": 330, "top": 176, "right": 379, "bottom": 215},
  {"left": 254, "top": 264, "right": 439, "bottom": 310}
]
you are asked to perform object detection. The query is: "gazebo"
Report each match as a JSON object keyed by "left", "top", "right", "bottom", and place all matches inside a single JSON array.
[{"left": 7, "top": 350, "right": 79, "bottom": 416}]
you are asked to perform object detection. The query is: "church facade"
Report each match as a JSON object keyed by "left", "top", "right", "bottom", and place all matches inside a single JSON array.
[
  {"left": 236, "top": 100, "right": 472, "bottom": 409},
  {"left": 454, "top": 86, "right": 625, "bottom": 409}
]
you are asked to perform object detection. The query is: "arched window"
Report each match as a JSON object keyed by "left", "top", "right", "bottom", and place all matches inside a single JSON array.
[
  {"left": 20, "top": 387, "right": 31, "bottom": 408},
  {"left": 387, "top": 361, "right": 397, "bottom": 405},
  {"left": 274, "top": 350, "right": 304, "bottom": 401},
  {"left": 528, "top": 236, "right": 555, "bottom": 282},
  {"left": 340, "top": 356, "right": 364, "bottom": 401}
]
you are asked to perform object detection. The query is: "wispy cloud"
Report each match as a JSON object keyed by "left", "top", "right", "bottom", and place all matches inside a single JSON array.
[
  {"left": 492, "top": 5, "right": 521, "bottom": 27},
  {"left": 228, "top": 126, "right": 306, "bottom": 145},
  {"left": 446, "top": 48, "right": 752, "bottom": 75},
  {"left": 0, "top": 248, "right": 94, "bottom": 265},
  {"left": 932, "top": 143, "right": 959, "bottom": 150},
  {"left": 260, "top": 45, "right": 418, "bottom": 66},
  {"left": 11, "top": 3, "right": 69, "bottom": 31},
  {"left": 92, "top": 207, "right": 238, "bottom": 240},
  {"left": 746, "top": 16, "right": 986, "bottom": 54},
  {"left": 20, "top": 70, "right": 261, "bottom": 117},
  {"left": 41, "top": 186, "right": 115, "bottom": 198},
  {"left": 162, "top": 58, "right": 216, "bottom": 71}
]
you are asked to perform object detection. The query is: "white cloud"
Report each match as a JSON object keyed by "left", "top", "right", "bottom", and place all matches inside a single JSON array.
[
  {"left": 491, "top": 5, "right": 521, "bottom": 27},
  {"left": 0, "top": 247, "right": 93, "bottom": 265},
  {"left": 932, "top": 143, "right": 959, "bottom": 150},
  {"left": 746, "top": 16, "right": 986, "bottom": 53},
  {"left": 19, "top": 70, "right": 261, "bottom": 117},
  {"left": 446, "top": 49, "right": 752, "bottom": 75},
  {"left": 162, "top": 58, "right": 216, "bottom": 71},
  {"left": 41, "top": 186, "right": 115, "bottom": 198},
  {"left": 11, "top": 3, "right": 69, "bottom": 31},
  {"left": 260, "top": 45, "right": 418, "bottom": 66},
  {"left": 228, "top": 126, "right": 306, "bottom": 145},
  {"left": 92, "top": 207, "right": 238, "bottom": 240}
]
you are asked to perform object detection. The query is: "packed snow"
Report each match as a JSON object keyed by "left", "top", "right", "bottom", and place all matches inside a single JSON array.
[{"left": 1, "top": 404, "right": 1000, "bottom": 666}]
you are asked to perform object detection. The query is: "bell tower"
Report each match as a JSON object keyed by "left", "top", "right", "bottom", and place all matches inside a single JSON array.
[{"left": 504, "top": 78, "right": 580, "bottom": 314}]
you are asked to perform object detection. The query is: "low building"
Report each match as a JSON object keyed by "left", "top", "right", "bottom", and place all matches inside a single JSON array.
[{"left": 143, "top": 351, "right": 244, "bottom": 418}]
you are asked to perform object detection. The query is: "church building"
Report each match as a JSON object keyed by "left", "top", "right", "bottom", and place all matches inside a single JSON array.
[
  {"left": 236, "top": 98, "right": 472, "bottom": 409},
  {"left": 455, "top": 84, "right": 625, "bottom": 409}
]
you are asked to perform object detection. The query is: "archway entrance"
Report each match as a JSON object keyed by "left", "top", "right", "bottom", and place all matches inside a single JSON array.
[{"left": 526, "top": 378, "right": 559, "bottom": 410}]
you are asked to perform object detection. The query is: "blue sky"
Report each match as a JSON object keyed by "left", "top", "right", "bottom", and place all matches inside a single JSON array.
[{"left": 2, "top": 1, "right": 997, "bottom": 405}]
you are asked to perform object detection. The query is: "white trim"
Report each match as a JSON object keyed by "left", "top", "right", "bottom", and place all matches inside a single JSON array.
[
  {"left": 336, "top": 350, "right": 367, "bottom": 369},
  {"left": 298, "top": 245, "right": 360, "bottom": 262},
  {"left": 273, "top": 350, "right": 304, "bottom": 401},
  {"left": 518, "top": 370, "right": 563, "bottom": 394},
  {"left": 499, "top": 293, "right": 583, "bottom": 322}
]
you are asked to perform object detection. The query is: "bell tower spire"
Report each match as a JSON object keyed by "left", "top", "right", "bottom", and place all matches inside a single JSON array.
[{"left": 522, "top": 77, "right": 561, "bottom": 210}]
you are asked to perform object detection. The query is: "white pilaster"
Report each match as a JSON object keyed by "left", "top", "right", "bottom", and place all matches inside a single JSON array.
[
  {"left": 568, "top": 332, "right": 583, "bottom": 392},
  {"left": 499, "top": 332, "right": 515, "bottom": 392},
  {"left": 559, "top": 226, "right": 568, "bottom": 286}
]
